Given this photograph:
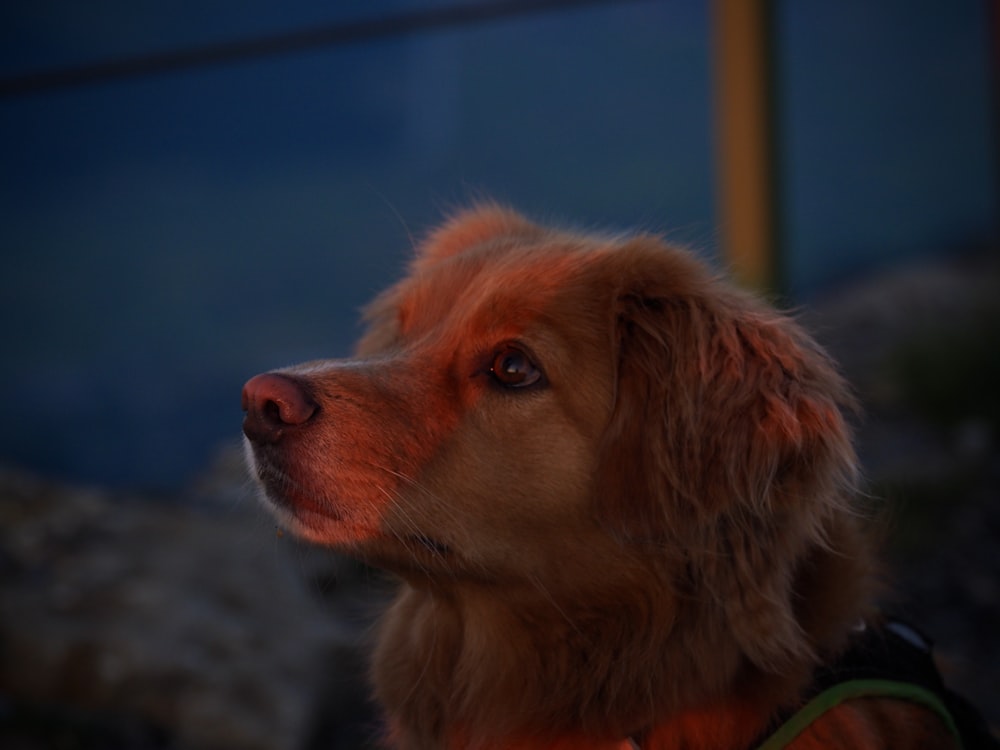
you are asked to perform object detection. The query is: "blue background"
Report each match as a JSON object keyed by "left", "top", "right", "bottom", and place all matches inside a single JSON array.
[{"left": 1, "top": 0, "right": 996, "bottom": 489}]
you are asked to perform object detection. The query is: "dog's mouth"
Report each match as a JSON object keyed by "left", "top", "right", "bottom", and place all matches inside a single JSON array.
[
  {"left": 247, "top": 443, "right": 457, "bottom": 571},
  {"left": 246, "top": 448, "right": 344, "bottom": 523},
  {"left": 407, "top": 534, "right": 452, "bottom": 556},
  {"left": 353, "top": 532, "right": 458, "bottom": 578}
]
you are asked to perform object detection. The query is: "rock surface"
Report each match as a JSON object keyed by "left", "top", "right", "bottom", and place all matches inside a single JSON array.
[{"left": 0, "top": 454, "right": 385, "bottom": 749}]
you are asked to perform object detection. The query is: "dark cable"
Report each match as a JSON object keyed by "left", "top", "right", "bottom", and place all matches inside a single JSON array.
[{"left": 0, "top": 0, "right": 652, "bottom": 98}]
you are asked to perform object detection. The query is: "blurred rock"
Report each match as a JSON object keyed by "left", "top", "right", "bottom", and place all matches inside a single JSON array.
[
  {"left": 803, "top": 254, "right": 1000, "bottom": 484},
  {"left": 802, "top": 256, "right": 999, "bottom": 408},
  {"left": 0, "top": 463, "right": 380, "bottom": 749}
]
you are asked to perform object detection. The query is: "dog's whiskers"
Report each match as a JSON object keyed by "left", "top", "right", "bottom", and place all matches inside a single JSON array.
[
  {"left": 372, "top": 484, "right": 446, "bottom": 581},
  {"left": 381, "top": 468, "right": 495, "bottom": 580},
  {"left": 526, "top": 573, "right": 592, "bottom": 645}
]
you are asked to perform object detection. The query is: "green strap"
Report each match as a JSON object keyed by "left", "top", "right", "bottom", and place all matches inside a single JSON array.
[{"left": 756, "top": 679, "right": 963, "bottom": 750}]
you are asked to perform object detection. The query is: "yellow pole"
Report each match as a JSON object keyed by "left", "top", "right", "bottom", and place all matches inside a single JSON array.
[{"left": 711, "top": 0, "right": 780, "bottom": 293}]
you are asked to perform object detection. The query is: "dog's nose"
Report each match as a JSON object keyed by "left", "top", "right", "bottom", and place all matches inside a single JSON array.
[{"left": 241, "top": 373, "right": 318, "bottom": 444}]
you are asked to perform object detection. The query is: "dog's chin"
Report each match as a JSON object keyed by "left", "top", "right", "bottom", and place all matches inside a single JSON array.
[
  {"left": 358, "top": 533, "right": 458, "bottom": 573},
  {"left": 265, "top": 503, "right": 461, "bottom": 580},
  {"left": 244, "top": 441, "right": 463, "bottom": 577},
  {"left": 252, "top": 484, "right": 341, "bottom": 541},
  {"left": 244, "top": 441, "right": 349, "bottom": 542},
  {"left": 271, "top": 500, "right": 463, "bottom": 580}
]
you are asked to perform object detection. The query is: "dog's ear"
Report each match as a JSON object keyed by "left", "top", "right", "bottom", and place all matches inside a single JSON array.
[
  {"left": 594, "top": 238, "right": 859, "bottom": 671},
  {"left": 417, "top": 204, "right": 545, "bottom": 264}
]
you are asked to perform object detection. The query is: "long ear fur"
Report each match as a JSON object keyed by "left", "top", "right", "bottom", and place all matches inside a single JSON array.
[{"left": 595, "top": 238, "right": 860, "bottom": 672}]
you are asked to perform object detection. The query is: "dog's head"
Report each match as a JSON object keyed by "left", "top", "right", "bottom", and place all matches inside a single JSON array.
[{"left": 243, "top": 205, "right": 868, "bottom": 676}]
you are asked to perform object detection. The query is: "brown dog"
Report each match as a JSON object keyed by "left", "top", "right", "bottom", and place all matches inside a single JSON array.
[{"left": 242, "top": 206, "right": 964, "bottom": 749}]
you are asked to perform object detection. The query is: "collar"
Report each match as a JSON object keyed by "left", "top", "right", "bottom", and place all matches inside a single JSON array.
[
  {"left": 752, "top": 620, "right": 964, "bottom": 750},
  {"left": 755, "top": 677, "right": 962, "bottom": 750},
  {"left": 626, "top": 620, "right": 969, "bottom": 750}
]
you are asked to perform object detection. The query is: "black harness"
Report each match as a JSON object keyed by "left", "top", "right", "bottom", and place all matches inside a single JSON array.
[{"left": 751, "top": 619, "right": 998, "bottom": 749}]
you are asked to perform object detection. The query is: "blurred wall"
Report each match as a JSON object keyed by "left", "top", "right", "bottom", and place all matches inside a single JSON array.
[{"left": 0, "top": 0, "right": 995, "bottom": 489}]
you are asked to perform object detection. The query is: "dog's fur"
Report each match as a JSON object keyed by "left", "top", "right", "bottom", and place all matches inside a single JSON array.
[{"left": 243, "top": 206, "right": 959, "bottom": 748}]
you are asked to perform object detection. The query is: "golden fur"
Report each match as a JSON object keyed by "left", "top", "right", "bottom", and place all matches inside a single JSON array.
[{"left": 242, "top": 206, "right": 958, "bottom": 749}]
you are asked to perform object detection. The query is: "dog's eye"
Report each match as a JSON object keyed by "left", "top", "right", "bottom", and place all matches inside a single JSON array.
[{"left": 490, "top": 347, "right": 543, "bottom": 388}]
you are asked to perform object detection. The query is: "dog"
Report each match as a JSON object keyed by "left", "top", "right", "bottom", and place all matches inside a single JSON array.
[{"left": 242, "top": 206, "right": 982, "bottom": 749}]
